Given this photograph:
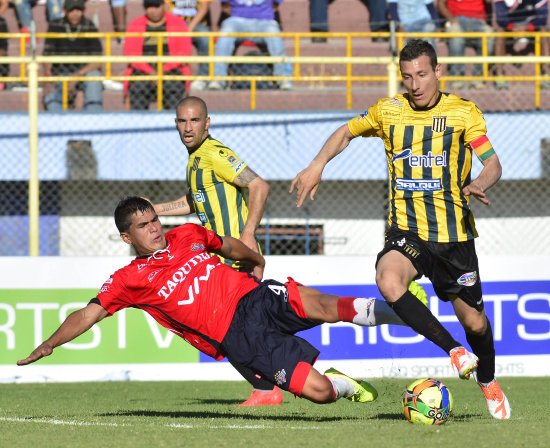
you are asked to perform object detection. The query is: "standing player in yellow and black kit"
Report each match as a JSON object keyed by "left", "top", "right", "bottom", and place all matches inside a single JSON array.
[
  {"left": 290, "top": 40, "right": 510, "bottom": 420},
  {"left": 149, "top": 96, "right": 281, "bottom": 406}
]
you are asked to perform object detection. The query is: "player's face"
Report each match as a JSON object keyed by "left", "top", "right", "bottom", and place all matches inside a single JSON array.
[
  {"left": 121, "top": 209, "right": 166, "bottom": 256},
  {"left": 175, "top": 104, "right": 210, "bottom": 151},
  {"left": 400, "top": 55, "right": 442, "bottom": 109}
]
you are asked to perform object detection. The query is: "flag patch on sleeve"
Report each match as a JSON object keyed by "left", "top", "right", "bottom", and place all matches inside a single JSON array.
[{"left": 470, "top": 135, "right": 495, "bottom": 161}]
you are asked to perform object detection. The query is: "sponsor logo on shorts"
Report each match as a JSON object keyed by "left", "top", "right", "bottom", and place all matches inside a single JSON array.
[
  {"left": 392, "top": 238, "right": 419, "bottom": 258},
  {"left": 275, "top": 368, "right": 287, "bottom": 385},
  {"left": 396, "top": 178, "right": 442, "bottom": 191},
  {"left": 457, "top": 271, "right": 478, "bottom": 287}
]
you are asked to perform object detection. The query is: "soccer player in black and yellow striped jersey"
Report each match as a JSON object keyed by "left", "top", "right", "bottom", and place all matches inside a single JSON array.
[
  {"left": 153, "top": 96, "right": 269, "bottom": 269},
  {"left": 151, "top": 96, "right": 285, "bottom": 406},
  {"left": 291, "top": 40, "right": 510, "bottom": 420}
]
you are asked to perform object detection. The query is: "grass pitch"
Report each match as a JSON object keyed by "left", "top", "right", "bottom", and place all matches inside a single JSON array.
[{"left": 0, "top": 377, "right": 548, "bottom": 448}]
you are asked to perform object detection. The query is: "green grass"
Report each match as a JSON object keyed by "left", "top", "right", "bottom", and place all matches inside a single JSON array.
[{"left": 0, "top": 377, "right": 548, "bottom": 448}]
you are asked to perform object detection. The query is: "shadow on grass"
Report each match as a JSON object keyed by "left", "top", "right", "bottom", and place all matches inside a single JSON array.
[{"left": 100, "top": 409, "right": 362, "bottom": 422}]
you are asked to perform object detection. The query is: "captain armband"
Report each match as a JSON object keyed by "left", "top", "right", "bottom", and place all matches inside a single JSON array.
[{"left": 470, "top": 135, "right": 495, "bottom": 162}]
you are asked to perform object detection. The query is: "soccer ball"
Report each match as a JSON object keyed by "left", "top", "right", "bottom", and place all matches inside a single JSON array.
[{"left": 402, "top": 378, "right": 453, "bottom": 425}]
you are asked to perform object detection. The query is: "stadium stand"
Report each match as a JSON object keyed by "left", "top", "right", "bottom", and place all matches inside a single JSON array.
[{"left": 1, "top": 0, "right": 550, "bottom": 112}]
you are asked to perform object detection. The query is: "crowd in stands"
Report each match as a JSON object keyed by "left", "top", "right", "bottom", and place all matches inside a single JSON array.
[{"left": 0, "top": 0, "right": 549, "bottom": 104}]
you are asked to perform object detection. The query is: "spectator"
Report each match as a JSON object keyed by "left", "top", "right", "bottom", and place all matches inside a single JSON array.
[
  {"left": 166, "top": 0, "right": 212, "bottom": 91},
  {"left": 0, "top": 0, "right": 8, "bottom": 91},
  {"left": 310, "top": 0, "right": 389, "bottom": 43},
  {"left": 123, "top": 0, "right": 193, "bottom": 110},
  {"left": 438, "top": 0, "right": 494, "bottom": 90},
  {"left": 388, "top": 0, "right": 440, "bottom": 48},
  {"left": 207, "top": 0, "right": 291, "bottom": 91},
  {"left": 493, "top": 0, "right": 550, "bottom": 90},
  {"left": 12, "top": 0, "right": 64, "bottom": 35},
  {"left": 42, "top": 0, "right": 103, "bottom": 112},
  {"left": 109, "top": 0, "right": 127, "bottom": 43}
]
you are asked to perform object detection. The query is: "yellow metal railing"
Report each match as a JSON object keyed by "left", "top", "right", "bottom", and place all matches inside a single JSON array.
[{"left": 2, "top": 30, "right": 550, "bottom": 110}]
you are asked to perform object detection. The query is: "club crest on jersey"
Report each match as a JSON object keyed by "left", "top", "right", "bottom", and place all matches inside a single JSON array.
[
  {"left": 191, "top": 157, "right": 201, "bottom": 171},
  {"left": 191, "top": 243, "right": 205, "bottom": 251},
  {"left": 432, "top": 116, "right": 447, "bottom": 133},
  {"left": 275, "top": 369, "right": 287, "bottom": 385}
]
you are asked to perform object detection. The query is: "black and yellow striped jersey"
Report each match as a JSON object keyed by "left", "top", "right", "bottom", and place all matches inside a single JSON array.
[
  {"left": 347, "top": 92, "right": 496, "bottom": 243},
  {"left": 186, "top": 136, "right": 250, "bottom": 266}
]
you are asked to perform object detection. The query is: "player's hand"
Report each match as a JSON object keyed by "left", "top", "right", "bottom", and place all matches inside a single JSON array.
[
  {"left": 252, "top": 263, "right": 264, "bottom": 281},
  {"left": 17, "top": 343, "right": 54, "bottom": 366},
  {"left": 289, "top": 163, "right": 324, "bottom": 208},
  {"left": 463, "top": 183, "right": 490, "bottom": 206},
  {"left": 239, "top": 233, "right": 264, "bottom": 280}
]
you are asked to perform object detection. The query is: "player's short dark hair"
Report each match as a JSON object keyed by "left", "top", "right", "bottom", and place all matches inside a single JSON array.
[
  {"left": 399, "top": 39, "right": 438, "bottom": 71},
  {"left": 115, "top": 196, "right": 154, "bottom": 233},
  {"left": 176, "top": 96, "right": 208, "bottom": 116}
]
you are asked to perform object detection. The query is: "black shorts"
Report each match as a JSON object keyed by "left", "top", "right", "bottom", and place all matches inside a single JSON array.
[
  {"left": 376, "top": 228, "right": 484, "bottom": 311},
  {"left": 221, "top": 279, "right": 319, "bottom": 395}
]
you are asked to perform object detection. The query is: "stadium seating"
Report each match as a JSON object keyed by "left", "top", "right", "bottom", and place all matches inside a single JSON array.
[{"left": 1, "top": 0, "right": 549, "bottom": 112}]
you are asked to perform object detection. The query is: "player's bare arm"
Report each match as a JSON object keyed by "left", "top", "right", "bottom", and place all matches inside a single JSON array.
[
  {"left": 151, "top": 193, "right": 195, "bottom": 216},
  {"left": 217, "top": 235, "right": 265, "bottom": 280},
  {"left": 463, "top": 153, "right": 502, "bottom": 206},
  {"left": 290, "top": 124, "right": 356, "bottom": 207},
  {"left": 234, "top": 167, "right": 270, "bottom": 252},
  {"left": 17, "top": 303, "right": 108, "bottom": 366}
]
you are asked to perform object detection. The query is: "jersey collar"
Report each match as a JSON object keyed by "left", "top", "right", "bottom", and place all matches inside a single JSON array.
[{"left": 406, "top": 91, "right": 442, "bottom": 112}]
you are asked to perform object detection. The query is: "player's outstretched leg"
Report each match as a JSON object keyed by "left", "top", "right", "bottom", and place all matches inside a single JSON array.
[
  {"left": 324, "top": 368, "right": 378, "bottom": 402},
  {"left": 237, "top": 386, "right": 284, "bottom": 406},
  {"left": 449, "top": 346, "right": 479, "bottom": 379},
  {"left": 336, "top": 281, "right": 427, "bottom": 327},
  {"left": 473, "top": 373, "right": 511, "bottom": 419}
]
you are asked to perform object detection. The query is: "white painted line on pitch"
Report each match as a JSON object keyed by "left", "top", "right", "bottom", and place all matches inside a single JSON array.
[
  {"left": 0, "top": 416, "right": 131, "bottom": 427},
  {"left": 0, "top": 417, "right": 319, "bottom": 430}
]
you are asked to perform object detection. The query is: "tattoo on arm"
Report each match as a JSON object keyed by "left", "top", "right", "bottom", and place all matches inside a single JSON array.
[
  {"left": 235, "top": 167, "right": 259, "bottom": 186},
  {"left": 160, "top": 200, "right": 187, "bottom": 212}
]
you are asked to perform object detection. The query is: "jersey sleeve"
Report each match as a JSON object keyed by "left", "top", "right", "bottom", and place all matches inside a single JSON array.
[
  {"left": 465, "top": 104, "right": 496, "bottom": 162},
  {"left": 347, "top": 102, "right": 382, "bottom": 138},
  {"left": 94, "top": 274, "right": 131, "bottom": 315},
  {"left": 211, "top": 148, "right": 248, "bottom": 184}
]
